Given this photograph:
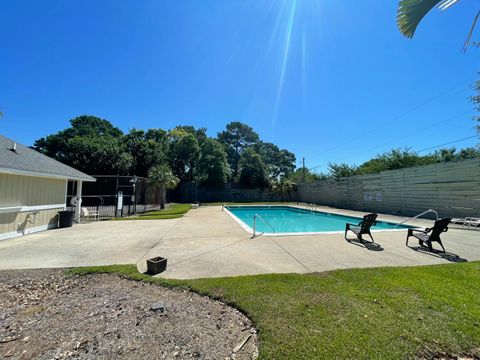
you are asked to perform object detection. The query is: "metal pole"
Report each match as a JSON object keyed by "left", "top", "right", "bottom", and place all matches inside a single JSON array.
[
  {"left": 195, "top": 179, "right": 198, "bottom": 204},
  {"left": 302, "top": 157, "right": 306, "bottom": 183},
  {"left": 143, "top": 180, "right": 147, "bottom": 212},
  {"left": 75, "top": 180, "right": 83, "bottom": 223},
  {"left": 133, "top": 182, "right": 136, "bottom": 214},
  {"left": 130, "top": 176, "right": 138, "bottom": 215}
]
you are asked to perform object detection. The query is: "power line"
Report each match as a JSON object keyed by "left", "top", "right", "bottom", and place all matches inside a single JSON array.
[
  {"left": 308, "top": 133, "right": 478, "bottom": 172},
  {"left": 307, "top": 109, "right": 474, "bottom": 171},
  {"left": 308, "top": 133, "right": 478, "bottom": 171},
  {"left": 307, "top": 80, "right": 470, "bottom": 161},
  {"left": 416, "top": 135, "right": 478, "bottom": 153},
  {"left": 349, "top": 110, "right": 473, "bottom": 158}
]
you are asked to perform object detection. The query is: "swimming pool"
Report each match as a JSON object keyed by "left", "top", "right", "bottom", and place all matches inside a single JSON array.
[{"left": 225, "top": 205, "right": 412, "bottom": 235}]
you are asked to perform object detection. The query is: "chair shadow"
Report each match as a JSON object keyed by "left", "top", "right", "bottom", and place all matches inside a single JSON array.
[
  {"left": 345, "top": 237, "right": 384, "bottom": 252},
  {"left": 17, "top": 213, "right": 35, "bottom": 234},
  {"left": 407, "top": 245, "right": 468, "bottom": 263}
]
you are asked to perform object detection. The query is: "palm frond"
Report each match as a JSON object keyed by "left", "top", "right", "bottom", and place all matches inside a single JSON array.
[{"left": 397, "top": 0, "right": 460, "bottom": 38}]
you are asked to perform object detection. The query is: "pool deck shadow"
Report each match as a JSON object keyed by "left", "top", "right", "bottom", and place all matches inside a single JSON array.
[
  {"left": 346, "top": 238, "right": 384, "bottom": 251},
  {"left": 406, "top": 245, "right": 468, "bottom": 263}
]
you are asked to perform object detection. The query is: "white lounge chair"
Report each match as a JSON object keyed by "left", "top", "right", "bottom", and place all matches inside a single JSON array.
[
  {"left": 81, "top": 207, "right": 100, "bottom": 222},
  {"left": 452, "top": 217, "right": 480, "bottom": 229},
  {"left": 464, "top": 217, "right": 480, "bottom": 229}
]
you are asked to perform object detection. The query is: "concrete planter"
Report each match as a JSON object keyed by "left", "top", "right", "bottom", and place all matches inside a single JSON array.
[{"left": 147, "top": 257, "right": 167, "bottom": 275}]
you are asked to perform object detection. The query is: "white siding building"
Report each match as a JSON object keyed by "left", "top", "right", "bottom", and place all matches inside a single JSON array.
[{"left": 0, "top": 134, "right": 95, "bottom": 240}]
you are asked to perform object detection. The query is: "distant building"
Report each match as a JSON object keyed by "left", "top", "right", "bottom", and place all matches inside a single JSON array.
[{"left": 0, "top": 134, "right": 95, "bottom": 240}]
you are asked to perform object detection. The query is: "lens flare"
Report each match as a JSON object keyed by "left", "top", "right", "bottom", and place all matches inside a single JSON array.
[{"left": 272, "top": 0, "right": 298, "bottom": 128}]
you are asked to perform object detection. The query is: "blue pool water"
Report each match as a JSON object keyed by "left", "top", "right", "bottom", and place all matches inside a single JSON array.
[{"left": 226, "top": 206, "right": 411, "bottom": 234}]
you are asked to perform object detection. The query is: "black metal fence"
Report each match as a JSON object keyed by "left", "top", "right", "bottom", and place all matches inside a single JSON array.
[
  {"left": 168, "top": 182, "right": 290, "bottom": 203},
  {"left": 67, "top": 175, "right": 162, "bottom": 219}
]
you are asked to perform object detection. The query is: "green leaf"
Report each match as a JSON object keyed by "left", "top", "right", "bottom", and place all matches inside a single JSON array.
[{"left": 397, "top": 0, "right": 453, "bottom": 38}]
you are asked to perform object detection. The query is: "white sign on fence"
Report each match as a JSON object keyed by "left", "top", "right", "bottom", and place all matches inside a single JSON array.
[
  {"left": 364, "top": 193, "right": 383, "bottom": 202},
  {"left": 117, "top": 191, "right": 123, "bottom": 210}
]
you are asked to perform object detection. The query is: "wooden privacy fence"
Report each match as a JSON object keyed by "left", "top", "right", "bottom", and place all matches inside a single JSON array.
[{"left": 297, "top": 158, "right": 480, "bottom": 219}]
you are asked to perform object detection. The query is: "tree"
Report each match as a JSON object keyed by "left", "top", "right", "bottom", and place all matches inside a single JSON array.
[
  {"left": 254, "top": 142, "right": 296, "bottom": 180},
  {"left": 271, "top": 178, "right": 297, "bottom": 202},
  {"left": 328, "top": 147, "right": 479, "bottom": 179},
  {"left": 328, "top": 163, "right": 359, "bottom": 180},
  {"left": 61, "top": 115, "right": 123, "bottom": 138},
  {"left": 174, "top": 125, "right": 208, "bottom": 145},
  {"left": 167, "top": 128, "right": 201, "bottom": 183},
  {"left": 124, "top": 128, "right": 167, "bottom": 177},
  {"left": 148, "top": 164, "right": 179, "bottom": 209},
  {"left": 431, "top": 147, "right": 479, "bottom": 161},
  {"left": 457, "top": 147, "right": 480, "bottom": 159},
  {"left": 397, "top": 0, "right": 477, "bottom": 51},
  {"left": 34, "top": 115, "right": 132, "bottom": 175},
  {"left": 197, "top": 138, "right": 230, "bottom": 186},
  {"left": 358, "top": 148, "right": 432, "bottom": 174},
  {"left": 238, "top": 148, "right": 269, "bottom": 188},
  {"left": 288, "top": 168, "right": 328, "bottom": 183},
  {"left": 62, "top": 135, "right": 133, "bottom": 175},
  {"left": 217, "top": 122, "right": 260, "bottom": 179},
  {"left": 433, "top": 148, "right": 457, "bottom": 162}
]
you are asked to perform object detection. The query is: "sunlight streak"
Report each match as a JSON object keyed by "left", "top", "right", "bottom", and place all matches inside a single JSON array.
[
  {"left": 272, "top": 0, "right": 298, "bottom": 128},
  {"left": 301, "top": 25, "right": 307, "bottom": 108}
]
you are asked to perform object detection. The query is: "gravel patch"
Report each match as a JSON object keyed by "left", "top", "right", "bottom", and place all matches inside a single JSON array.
[{"left": 0, "top": 269, "right": 258, "bottom": 359}]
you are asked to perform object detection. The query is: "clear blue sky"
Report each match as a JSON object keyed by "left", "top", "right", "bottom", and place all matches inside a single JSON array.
[{"left": 1, "top": 0, "right": 479, "bottom": 171}]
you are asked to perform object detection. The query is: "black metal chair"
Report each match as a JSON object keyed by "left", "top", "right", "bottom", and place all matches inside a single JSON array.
[
  {"left": 406, "top": 218, "right": 451, "bottom": 252},
  {"left": 345, "top": 213, "right": 378, "bottom": 242}
]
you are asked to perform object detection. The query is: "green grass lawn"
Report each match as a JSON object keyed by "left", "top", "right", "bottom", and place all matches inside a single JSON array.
[
  {"left": 68, "top": 262, "right": 480, "bottom": 359},
  {"left": 114, "top": 203, "right": 191, "bottom": 220}
]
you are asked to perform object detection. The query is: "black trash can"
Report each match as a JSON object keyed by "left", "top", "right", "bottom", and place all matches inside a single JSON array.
[{"left": 58, "top": 210, "right": 74, "bottom": 228}]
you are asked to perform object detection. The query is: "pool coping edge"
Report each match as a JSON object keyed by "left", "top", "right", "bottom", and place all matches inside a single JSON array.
[{"left": 222, "top": 205, "right": 414, "bottom": 237}]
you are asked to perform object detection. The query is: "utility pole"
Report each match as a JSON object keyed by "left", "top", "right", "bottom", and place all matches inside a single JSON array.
[{"left": 302, "top": 157, "right": 306, "bottom": 183}]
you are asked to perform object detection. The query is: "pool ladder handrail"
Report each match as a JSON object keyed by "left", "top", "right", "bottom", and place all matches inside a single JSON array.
[
  {"left": 393, "top": 209, "right": 439, "bottom": 228},
  {"left": 252, "top": 213, "right": 275, "bottom": 238}
]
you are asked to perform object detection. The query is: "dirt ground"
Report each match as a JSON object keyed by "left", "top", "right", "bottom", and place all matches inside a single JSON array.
[{"left": 0, "top": 269, "right": 258, "bottom": 360}]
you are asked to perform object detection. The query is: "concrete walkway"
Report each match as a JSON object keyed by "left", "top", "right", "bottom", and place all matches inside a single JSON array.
[
  {"left": 0, "top": 219, "right": 179, "bottom": 269},
  {"left": 0, "top": 205, "right": 478, "bottom": 279},
  {"left": 138, "top": 206, "right": 480, "bottom": 278}
]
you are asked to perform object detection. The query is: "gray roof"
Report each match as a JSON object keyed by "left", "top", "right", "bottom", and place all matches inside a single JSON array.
[{"left": 0, "top": 134, "right": 95, "bottom": 181}]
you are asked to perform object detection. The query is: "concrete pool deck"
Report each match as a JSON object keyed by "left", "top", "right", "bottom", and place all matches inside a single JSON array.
[{"left": 0, "top": 205, "right": 478, "bottom": 279}]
